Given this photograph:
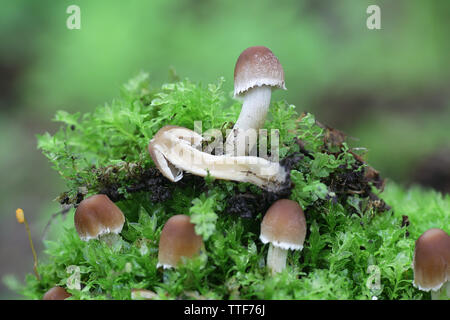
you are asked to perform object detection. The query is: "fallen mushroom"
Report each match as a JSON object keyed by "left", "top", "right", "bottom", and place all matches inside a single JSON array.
[
  {"left": 43, "top": 286, "right": 72, "bottom": 300},
  {"left": 74, "top": 194, "right": 125, "bottom": 245},
  {"left": 225, "top": 46, "right": 286, "bottom": 156},
  {"left": 260, "top": 199, "right": 306, "bottom": 275},
  {"left": 157, "top": 215, "right": 204, "bottom": 269},
  {"left": 148, "top": 125, "right": 289, "bottom": 193},
  {"left": 412, "top": 228, "right": 450, "bottom": 300}
]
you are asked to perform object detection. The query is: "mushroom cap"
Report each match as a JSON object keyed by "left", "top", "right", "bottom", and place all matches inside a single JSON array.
[
  {"left": 43, "top": 286, "right": 72, "bottom": 300},
  {"left": 157, "top": 215, "right": 204, "bottom": 269},
  {"left": 148, "top": 125, "right": 202, "bottom": 182},
  {"left": 234, "top": 46, "right": 286, "bottom": 97},
  {"left": 413, "top": 228, "right": 450, "bottom": 291},
  {"left": 260, "top": 199, "right": 306, "bottom": 250},
  {"left": 74, "top": 194, "right": 125, "bottom": 241}
]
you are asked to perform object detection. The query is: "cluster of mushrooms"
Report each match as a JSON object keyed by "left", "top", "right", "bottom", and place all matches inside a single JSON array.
[
  {"left": 72, "top": 195, "right": 306, "bottom": 275},
  {"left": 147, "top": 46, "right": 290, "bottom": 193},
  {"left": 42, "top": 46, "right": 450, "bottom": 300}
]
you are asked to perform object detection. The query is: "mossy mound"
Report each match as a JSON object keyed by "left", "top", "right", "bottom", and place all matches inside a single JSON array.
[{"left": 13, "top": 73, "right": 448, "bottom": 299}]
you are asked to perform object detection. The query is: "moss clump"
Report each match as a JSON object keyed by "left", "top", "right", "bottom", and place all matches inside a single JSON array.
[{"left": 13, "top": 73, "right": 448, "bottom": 299}]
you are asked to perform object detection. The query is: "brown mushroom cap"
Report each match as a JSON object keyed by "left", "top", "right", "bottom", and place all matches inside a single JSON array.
[
  {"left": 260, "top": 199, "right": 306, "bottom": 250},
  {"left": 43, "top": 286, "right": 72, "bottom": 300},
  {"left": 413, "top": 228, "right": 450, "bottom": 291},
  {"left": 74, "top": 194, "right": 125, "bottom": 241},
  {"left": 157, "top": 215, "right": 204, "bottom": 268},
  {"left": 234, "top": 46, "right": 286, "bottom": 97}
]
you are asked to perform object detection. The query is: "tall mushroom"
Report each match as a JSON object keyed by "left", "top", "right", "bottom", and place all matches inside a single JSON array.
[
  {"left": 413, "top": 228, "right": 450, "bottom": 299},
  {"left": 148, "top": 125, "right": 289, "bottom": 193},
  {"left": 157, "top": 215, "right": 204, "bottom": 269},
  {"left": 74, "top": 194, "right": 125, "bottom": 245},
  {"left": 260, "top": 199, "right": 306, "bottom": 275},
  {"left": 225, "top": 46, "right": 286, "bottom": 156}
]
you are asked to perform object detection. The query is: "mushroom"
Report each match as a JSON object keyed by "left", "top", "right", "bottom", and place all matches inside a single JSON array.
[
  {"left": 225, "top": 46, "right": 286, "bottom": 156},
  {"left": 260, "top": 199, "right": 306, "bottom": 275},
  {"left": 157, "top": 215, "right": 204, "bottom": 269},
  {"left": 74, "top": 194, "right": 125, "bottom": 244},
  {"left": 148, "top": 125, "right": 288, "bottom": 193},
  {"left": 412, "top": 228, "right": 450, "bottom": 299},
  {"left": 43, "top": 286, "right": 72, "bottom": 300}
]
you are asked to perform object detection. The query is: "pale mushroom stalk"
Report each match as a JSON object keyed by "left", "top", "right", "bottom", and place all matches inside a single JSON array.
[
  {"left": 266, "top": 244, "right": 288, "bottom": 275},
  {"left": 431, "top": 282, "right": 449, "bottom": 300},
  {"left": 149, "top": 126, "right": 288, "bottom": 193},
  {"left": 98, "top": 233, "right": 122, "bottom": 248},
  {"left": 225, "top": 86, "right": 272, "bottom": 155},
  {"left": 234, "top": 86, "right": 272, "bottom": 131}
]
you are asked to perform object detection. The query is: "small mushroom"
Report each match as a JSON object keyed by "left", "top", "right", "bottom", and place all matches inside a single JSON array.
[
  {"left": 413, "top": 228, "right": 450, "bottom": 299},
  {"left": 74, "top": 194, "right": 125, "bottom": 243},
  {"left": 157, "top": 215, "right": 204, "bottom": 269},
  {"left": 225, "top": 46, "right": 286, "bottom": 156},
  {"left": 148, "top": 125, "right": 288, "bottom": 193},
  {"left": 43, "top": 286, "right": 72, "bottom": 300},
  {"left": 260, "top": 199, "right": 306, "bottom": 275}
]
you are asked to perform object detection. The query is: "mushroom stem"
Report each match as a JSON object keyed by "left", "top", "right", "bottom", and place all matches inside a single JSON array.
[
  {"left": 267, "top": 243, "right": 288, "bottom": 275},
  {"left": 226, "top": 86, "right": 272, "bottom": 156},
  {"left": 235, "top": 86, "right": 272, "bottom": 133},
  {"left": 431, "top": 282, "right": 449, "bottom": 300},
  {"left": 98, "top": 233, "right": 122, "bottom": 249}
]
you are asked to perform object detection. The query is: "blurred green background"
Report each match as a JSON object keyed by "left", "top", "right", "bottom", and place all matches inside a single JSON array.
[{"left": 0, "top": 0, "right": 449, "bottom": 299}]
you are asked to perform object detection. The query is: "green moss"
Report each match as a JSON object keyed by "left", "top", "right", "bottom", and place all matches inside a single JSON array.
[{"left": 12, "top": 73, "right": 448, "bottom": 300}]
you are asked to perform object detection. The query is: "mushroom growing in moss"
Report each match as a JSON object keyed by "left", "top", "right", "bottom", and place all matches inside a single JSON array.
[
  {"left": 157, "top": 215, "right": 204, "bottom": 269},
  {"left": 225, "top": 46, "right": 286, "bottom": 156},
  {"left": 148, "top": 125, "right": 288, "bottom": 192},
  {"left": 43, "top": 286, "right": 72, "bottom": 300},
  {"left": 413, "top": 228, "right": 450, "bottom": 299},
  {"left": 74, "top": 194, "right": 125, "bottom": 244},
  {"left": 260, "top": 199, "right": 306, "bottom": 275}
]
